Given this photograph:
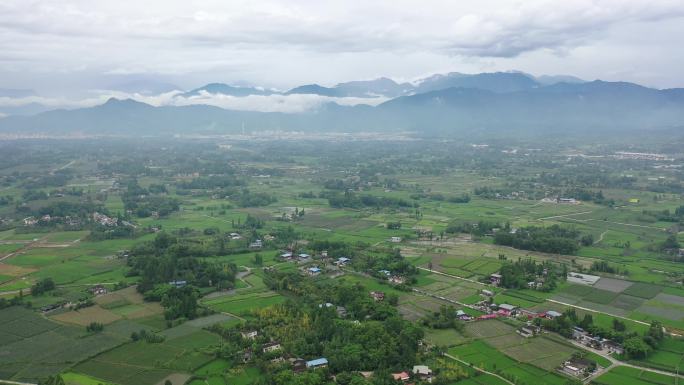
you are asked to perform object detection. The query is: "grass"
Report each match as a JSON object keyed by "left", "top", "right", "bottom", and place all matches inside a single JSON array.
[{"left": 62, "top": 371, "right": 115, "bottom": 385}]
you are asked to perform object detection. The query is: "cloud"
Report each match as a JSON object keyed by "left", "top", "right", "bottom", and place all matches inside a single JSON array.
[
  {"left": 0, "top": 0, "right": 683, "bottom": 90},
  {"left": 0, "top": 90, "right": 388, "bottom": 114}
]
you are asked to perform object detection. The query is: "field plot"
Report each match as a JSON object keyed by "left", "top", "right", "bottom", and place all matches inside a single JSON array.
[
  {"left": 465, "top": 320, "right": 517, "bottom": 339},
  {"left": 0, "top": 306, "right": 126, "bottom": 382},
  {"left": 592, "top": 366, "right": 676, "bottom": 385},
  {"left": 74, "top": 328, "right": 218, "bottom": 385},
  {"left": 623, "top": 282, "right": 663, "bottom": 299},
  {"left": 202, "top": 290, "right": 285, "bottom": 316},
  {"left": 593, "top": 278, "right": 634, "bottom": 293},
  {"left": 424, "top": 328, "right": 469, "bottom": 347},
  {"left": 448, "top": 340, "right": 568, "bottom": 385},
  {"left": 94, "top": 286, "right": 164, "bottom": 319},
  {"left": 51, "top": 305, "right": 122, "bottom": 326},
  {"left": 49, "top": 285, "right": 164, "bottom": 327}
]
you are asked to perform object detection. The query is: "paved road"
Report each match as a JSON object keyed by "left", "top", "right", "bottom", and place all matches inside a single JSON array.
[
  {"left": 0, "top": 380, "right": 37, "bottom": 385},
  {"left": 537, "top": 210, "right": 595, "bottom": 221},
  {"left": 443, "top": 353, "right": 515, "bottom": 385},
  {"left": 568, "top": 339, "right": 684, "bottom": 380},
  {"left": 546, "top": 298, "right": 651, "bottom": 327}
]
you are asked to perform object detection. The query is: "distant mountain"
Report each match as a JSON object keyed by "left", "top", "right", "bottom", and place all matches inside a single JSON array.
[
  {"left": 285, "top": 84, "right": 339, "bottom": 97},
  {"left": 2, "top": 80, "right": 683, "bottom": 137},
  {"left": 414, "top": 72, "right": 540, "bottom": 93},
  {"left": 182, "top": 83, "right": 275, "bottom": 97},
  {"left": 535, "top": 74, "right": 585, "bottom": 86},
  {"left": 333, "top": 78, "right": 413, "bottom": 98}
]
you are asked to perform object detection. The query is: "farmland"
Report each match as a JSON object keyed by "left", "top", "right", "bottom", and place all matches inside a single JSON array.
[{"left": 0, "top": 138, "right": 683, "bottom": 385}]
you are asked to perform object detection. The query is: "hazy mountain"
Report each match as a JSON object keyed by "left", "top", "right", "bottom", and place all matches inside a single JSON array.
[
  {"left": 333, "top": 78, "right": 413, "bottom": 97},
  {"left": 285, "top": 84, "right": 339, "bottom": 97},
  {"left": 285, "top": 78, "right": 411, "bottom": 98},
  {"left": 182, "top": 83, "right": 275, "bottom": 97},
  {"left": 414, "top": 72, "right": 539, "bottom": 93},
  {"left": 2, "top": 80, "right": 683, "bottom": 137},
  {"left": 535, "top": 74, "right": 586, "bottom": 86}
]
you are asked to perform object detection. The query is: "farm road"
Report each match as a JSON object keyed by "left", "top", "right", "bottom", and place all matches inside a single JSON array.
[{"left": 443, "top": 353, "right": 515, "bottom": 385}]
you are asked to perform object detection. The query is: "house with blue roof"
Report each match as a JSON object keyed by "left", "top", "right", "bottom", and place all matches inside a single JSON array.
[{"left": 306, "top": 358, "right": 328, "bottom": 369}]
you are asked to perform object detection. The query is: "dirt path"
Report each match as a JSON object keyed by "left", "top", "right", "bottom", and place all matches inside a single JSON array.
[
  {"left": 536, "top": 210, "right": 594, "bottom": 221},
  {"left": 594, "top": 230, "right": 608, "bottom": 245},
  {"left": 416, "top": 266, "right": 486, "bottom": 286},
  {"left": 443, "top": 353, "right": 515, "bottom": 385}
]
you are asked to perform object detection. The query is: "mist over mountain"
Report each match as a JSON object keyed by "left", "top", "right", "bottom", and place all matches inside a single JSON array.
[{"left": 1, "top": 72, "right": 682, "bottom": 138}]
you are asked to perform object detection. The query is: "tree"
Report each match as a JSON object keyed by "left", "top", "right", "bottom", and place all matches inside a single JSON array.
[
  {"left": 86, "top": 322, "right": 104, "bottom": 333},
  {"left": 579, "top": 314, "right": 593, "bottom": 329},
  {"left": 662, "top": 234, "right": 680, "bottom": 251},
  {"left": 623, "top": 336, "right": 651, "bottom": 358},
  {"left": 254, "top": 253, "right": 263, "bottom": 266},
  {"left": 612, "top": 319, "right": 626, "bottom": 332},
  {"left": 31, "top": 277, "right": 56, "bottom": 295},
  {"left": 165, "top": 380, "right": 172, "bottom": 385}
]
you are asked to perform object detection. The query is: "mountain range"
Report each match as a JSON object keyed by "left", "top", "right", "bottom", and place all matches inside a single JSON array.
[{"left": 1, "top": 72, "right": 683, "bottom": 138}]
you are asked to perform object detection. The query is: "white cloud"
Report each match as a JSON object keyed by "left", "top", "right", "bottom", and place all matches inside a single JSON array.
[
  {"left": 0, "top": 91, "right": 387, "bottom": 114},
  {"left": 0, "top": 0, "right": 683, "bottom": 91}
]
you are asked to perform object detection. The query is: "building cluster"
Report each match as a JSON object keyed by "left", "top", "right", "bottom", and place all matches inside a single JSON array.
[{"left": 571, "top": 327, "right": 624, "bottom": 355}]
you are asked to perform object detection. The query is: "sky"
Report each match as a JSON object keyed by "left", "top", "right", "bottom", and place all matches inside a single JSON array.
[{"left": 1, "top": 0, "right": 683, "bottom": 112}]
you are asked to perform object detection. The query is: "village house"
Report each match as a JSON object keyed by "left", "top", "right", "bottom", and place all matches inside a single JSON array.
[
  {"left": 481, "top": 289, "right": 494, "bottom": 296},
  {"left": 307, "top": 266, "right": 321, "bottom": 275},
  {"left": 336, "top": 306, "right": 348, "bottom": 318},
  {"left": 230, "top": 232, "right": 242, "bottom": 240},
  {"left": 241, "top": 330, "right": 258, "bottom": 339},
  {"left": 280, "top": 252, "right": 293, "bottom": 260},
  {"left": 262, "top": 341, "right": 281, "bottom": 353},
  {"left": 242, "top": 348, "right": 253, "bottom": 363},
  {"left": 572, "top": 327, "right": 588, "bottom": 340},
  {"left": 390, "top": 236, "right": 402, "bottom": 243},
  {"left": 168, "top": 280, "right": 187, "bottom": 288},
  {"left": 93, "top": 212, "right": 118, "bottom": 226},
  {"left": 292, "top": 358, "right": 307, "bottom": 373},
  {"left": 89, "top": 285, "right": 107, "bottom": 296},
  {"left": 23, "top": 216, "right": 38, "bottom": 226},
  {"left": 370, "top": 291, "right": 385, "bottom": 301},
  {"left": 412, "top": 365, "right": 433, "bottom": 382},
  {"left": 560, "top": 358, "right": 595, "bottom": 378},
  {"left": 249, "top": 239, "right": 263, "bottom": 249},
  {"left": 455, "top": 310, "right": 472, "bottom": 321},
  {"left": 605, "top": 340, "right": 624, "bottom": 355},
  {"left": 336, "top": 257, "right": 350, "bottom": 266},
  {"left": 378, "top": 269, "right": 391, "bottom": 277},
  {"left": 516, "top": 325, "right": 539, "bottom": 338},
  {"left": 545, "top": 310, "right": 562, "bottom": 319},
  {"left": 391, "top": 371, "right": 410, "bottom": 382},
  {"left": 497, "top": 303, "right": 518, "bottom": 316},
  {"left": 490, "top": 273, "right": 502, "bottom": 286},
  {"left": 389, "top": 275, "right": 405, "bottom": 284},
  {"left": 306, "top": 358, "right": 328, "bottom": 370}
]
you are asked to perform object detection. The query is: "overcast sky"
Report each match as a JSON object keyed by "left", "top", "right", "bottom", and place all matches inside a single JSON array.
[{"left": 1, "top": 0, "right": 683, "bottom": 97}]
